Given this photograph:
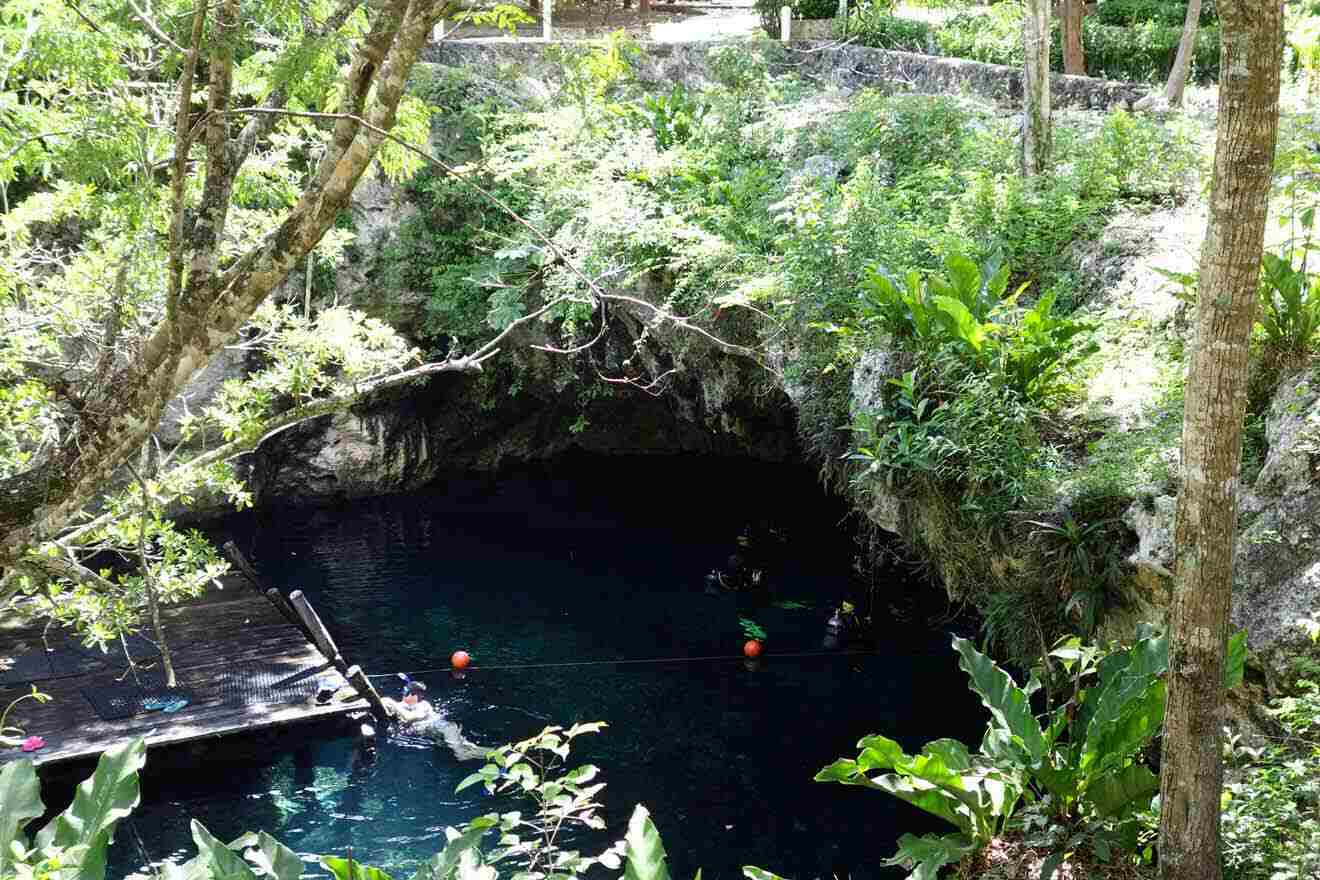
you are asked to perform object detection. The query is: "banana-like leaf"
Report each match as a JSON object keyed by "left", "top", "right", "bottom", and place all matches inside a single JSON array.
[
  {"left": 33, "top": 736, "right": 147, "bottom": 880},
  {"left": 1226, "top": 630, "right": 1247, "bottom": 690},
  {"left": 190, "top": 820, "right": 259, "bottom": 880},
  {"left": 623, "top": 805, "right": 671, "bottom": 880},
  {"left": 323, "top": 855, "right": 395, "bottom": 880},
  {"left": 0, "top": 758, "right": 44, "bottom": 878},
  {"left": 882, "top": 832, "right": 973, "bottom": 880},
  {"left": 862, "top": 773, "right": 969, "bottom": 834},
  {"left": 244, "top": 832, "right": 304, "bottom": 880},
  {"left": 953, "top": 638, "right": 1047, "bottom": 764},
  {"left": 1081, "top": 636, "right": 1167, "bottom": 776},
  {"left": 411, "top": 824, "right": 493, "bottom": 880},
  {"left": 931, "top": 297, "right": 985, "bottom": 354},
  {"left": 923, "top": 739, "right": 972, "bottom": 772},
  {"left": 1086, "top": 763, "right": 1159, "bottom": 818}
]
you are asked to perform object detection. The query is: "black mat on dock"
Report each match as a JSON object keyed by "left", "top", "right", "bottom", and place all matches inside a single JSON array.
[
  {"left": 80, "top": 675, "right": 196, "bottom": 721},
  {"left": 47, "top": 635, "right": 162, "bottom": 678},
  {"left": 217, "top": 662, "right": 332, "bottom": 709},
  {"left": 0, "top": 652, "right": 53, "bottom": 686}
]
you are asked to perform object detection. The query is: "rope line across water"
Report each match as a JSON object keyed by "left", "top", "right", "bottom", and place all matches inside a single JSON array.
[{"left": 368, "top": 650, "right": 882, "bottom": 679}]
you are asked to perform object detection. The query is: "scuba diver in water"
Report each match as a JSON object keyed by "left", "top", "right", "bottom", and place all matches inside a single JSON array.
[
  {"left": 822, "top": 600, "right": 865, "bottom": 649},
  {"left": 382, "top": 673, "right": 489, "bottom": 762},
  {"left": 710, "top": 525, "right": 785, "bottom": 593}
]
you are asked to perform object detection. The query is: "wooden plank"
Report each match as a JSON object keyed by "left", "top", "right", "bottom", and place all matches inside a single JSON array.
[
  {"left": 0, "top": 589, "right": 370, "bottom": 768},
  {"left": 347, "top": 665, "right": 391, "bottom": 721},
  {"left": 287, "top": 590, "right": 350, "bottom": 676}
]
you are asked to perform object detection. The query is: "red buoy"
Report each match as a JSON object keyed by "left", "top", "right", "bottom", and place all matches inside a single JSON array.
[
  {"left": 743, "top": 640, "right": 763, "bottom": 659},
  {"left": 451, "top": 650, "right": 472, "bottom": 670}
]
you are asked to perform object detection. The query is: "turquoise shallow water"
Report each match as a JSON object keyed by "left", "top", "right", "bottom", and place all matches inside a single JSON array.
[{"left": 109, "top": 455, "right": 982, "bottom": 880}]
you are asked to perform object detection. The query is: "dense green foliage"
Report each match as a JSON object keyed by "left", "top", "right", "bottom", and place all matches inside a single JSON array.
[
  {"left": 845, "top": 2, "right": 1221, "bottom": 83},
  {"left": 817, "top": 632, "right": 1248, "bottom": 879},
  {"left": 1221, "top": 642, "right": 1320, "bottom": 880}
]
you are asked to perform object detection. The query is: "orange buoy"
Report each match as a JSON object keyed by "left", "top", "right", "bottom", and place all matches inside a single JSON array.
[
  {"left": 743, "top": 639, "right": 763, "bottom": 659},
  {"left": 451, "top": 650, "right": 472, "bottom": 670}
]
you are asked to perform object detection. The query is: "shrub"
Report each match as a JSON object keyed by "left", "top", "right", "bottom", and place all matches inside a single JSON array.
[
  {"left": 1082, "top": 19, "right": 1220, "bottom": 83},
  {"left": 1094, "top": 0, "right": 1217, "bottom": 28},
  {"left": 815, "top": 634, "right": 1248, "bottom": 880},
  {"left": 1221, "top": 623, "right": 1320, "bottom": 880},
  {"left": 755, "top": 0, "right": 883, "bottom": 32},
  {"left": 1257, "top": 249, "right": 1320, "bottom": 369},
  {"left": 840, "top": 9, "right": 933, "bottom": 51},
  {"left": 927, "top": 4, "right": 1220, "bottom": 82}
]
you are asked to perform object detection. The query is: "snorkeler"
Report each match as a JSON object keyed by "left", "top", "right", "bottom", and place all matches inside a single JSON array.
[{"left": 388, "top": 674, "right": 435, "bottom": 724}]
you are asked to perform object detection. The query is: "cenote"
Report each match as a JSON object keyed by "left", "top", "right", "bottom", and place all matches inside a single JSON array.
[{"left": 107, "top": 455, "right": 982, "bottom": 880}]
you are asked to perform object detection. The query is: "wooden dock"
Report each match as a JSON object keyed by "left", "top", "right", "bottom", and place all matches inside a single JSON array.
[{"left": 0, "top": 583, "right": 371, "bottom": 768}]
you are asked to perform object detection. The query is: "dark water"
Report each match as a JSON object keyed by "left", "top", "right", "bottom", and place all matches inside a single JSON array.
[{"left": 112, "top": 455, "right": 982, "bottom": 880}]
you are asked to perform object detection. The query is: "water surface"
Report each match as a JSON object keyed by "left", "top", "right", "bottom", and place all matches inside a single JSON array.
[{"left": 115, "top": 456, "right": 981, "bottom": 880}]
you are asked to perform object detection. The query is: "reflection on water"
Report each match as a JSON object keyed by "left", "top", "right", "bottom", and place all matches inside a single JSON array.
[{"left": 110, "top": 456, "right": 981, "bottom": 880}]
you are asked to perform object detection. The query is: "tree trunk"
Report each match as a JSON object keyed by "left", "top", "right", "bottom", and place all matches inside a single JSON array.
[
  {"left": 1062, "top": 0, "right": 1085, "bottom": 76},
  {"left": 1157, "top": 4, "right": 1282, "bottom": 880},
  {"left": 1022, "top": 0, "right": 1052, "bottom": 176},
  {"left": 1163, "top": 0, "right": 1203, "bottom": 107}
]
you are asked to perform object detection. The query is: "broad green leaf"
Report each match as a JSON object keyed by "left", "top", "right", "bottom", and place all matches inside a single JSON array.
[
  {"left": 952, "top": 638, "right": 1047, "bottom": 764},
  {"left": 323, "top": 855, "right": 395, "bottom": 880},
  {"left": 923, "top": 739, "right": 972, "bottom": 772},
  {"left": 1225, "top": 630, "right": 1247, "bottom": 690},
  {"left": 33, "top": 736, "right": 146, "bottom": 880},
  {"left": 813, "top": 758, "right": 860, "bottom": 783},
  {"left": 882, "top": 832, "right": 973, "bottom": 880},
  {"left": 0, "top": 759, "right": 43, "bottom": 878},
  {"left": 856, "top": 734, "right": 905, "bottom": 771},
  {"left": 244, "top": 832, "right": 303, "bottom": 880},
  {"left": 623, "top": 805, "right": 671, "bottom": 880},
  {"left": 1082, "top": 636, "right": 1168, "bottom": 775},
  {"left": 742, "top": 868, "right": 790, "bottom": 880},
  {"left": 931, "top": 296, "right": 985, "bottom": 354},
  {"left": 1086, "top": 763, "right": 1159, "bottom": 818},
  {"left": 190, "top": 821, "right": 259, "bottom": 880},
  {"left": 412, "top": 824, "right": 493, "bottom": 880},
  {"left": 864, "top": 774, "right": 969, "bottom": 834}
]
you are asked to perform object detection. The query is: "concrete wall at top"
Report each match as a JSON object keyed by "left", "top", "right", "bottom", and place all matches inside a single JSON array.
[{"left": 424, "top": 39, "right": 1145, "bottom": 111}]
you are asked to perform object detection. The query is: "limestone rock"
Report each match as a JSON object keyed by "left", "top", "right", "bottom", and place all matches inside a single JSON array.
[
  {"left": 1123, "top": 494, "right": 1176, "bottom": 582},
  {"left": 158, "top": 347, "right": 249, "bottom": 448},
  {"left": 1233, "top": 368, "right": 1320, "bottom": 688},
  {"left": 849, "top": 348, "right": 907, "bottom": 417}
]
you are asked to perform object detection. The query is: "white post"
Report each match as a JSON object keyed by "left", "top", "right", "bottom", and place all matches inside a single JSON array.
[
  {"left": 837, "top": 0, "right": 847, "bottom": 24},
  {"left": 780, "top": 5, "right": 792, "bottom": 42},
  {"left": 542, "top": 0, "right": 551, "bottom": 40}
]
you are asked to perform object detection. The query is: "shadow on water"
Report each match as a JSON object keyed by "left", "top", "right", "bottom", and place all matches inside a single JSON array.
[{"left": 108, "top": 454, "right": 983, "bottom": 880}]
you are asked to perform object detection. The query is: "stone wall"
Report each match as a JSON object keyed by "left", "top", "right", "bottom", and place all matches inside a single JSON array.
[{"left": 424, "top": 39, "right": 1144, "bottom": 111}]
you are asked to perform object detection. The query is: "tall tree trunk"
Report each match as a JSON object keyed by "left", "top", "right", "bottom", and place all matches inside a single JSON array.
[
  {"left": 1022, "top": 0, "right": 1051, "bottom": 176},
  {"left": 1062, "top": 0, "right": 1085, "bottom": 76},
  {"left": 1158, "top": 4, "right": 1283, "bottom": 880},
  {"left": 1164, "top": 0, "right": 1203, "bottom": 107}
]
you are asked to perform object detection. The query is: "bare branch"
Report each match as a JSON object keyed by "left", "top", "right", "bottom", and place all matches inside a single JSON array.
[{"left": 125, "top": 0, "right": 186, "bottom": 53}]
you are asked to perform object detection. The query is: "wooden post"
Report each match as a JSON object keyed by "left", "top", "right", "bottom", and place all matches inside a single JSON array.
[
  {"left": 288, "top": 590, "right": 350, "bottom": 677},
  {"left": 348, "top": 665, "right": 392, "bottom": 722},
  {"left": 780, "top": 6, "right": 792, "bottom": 42},
  {"left": 265, "top": 588, "right": 319, "bottom": 645},
  {"left": 542, "top": 0, "right": 551, "bottom": 40},
  {"left": 223, "top": 541, "right": 266, "bottom": 596}
]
